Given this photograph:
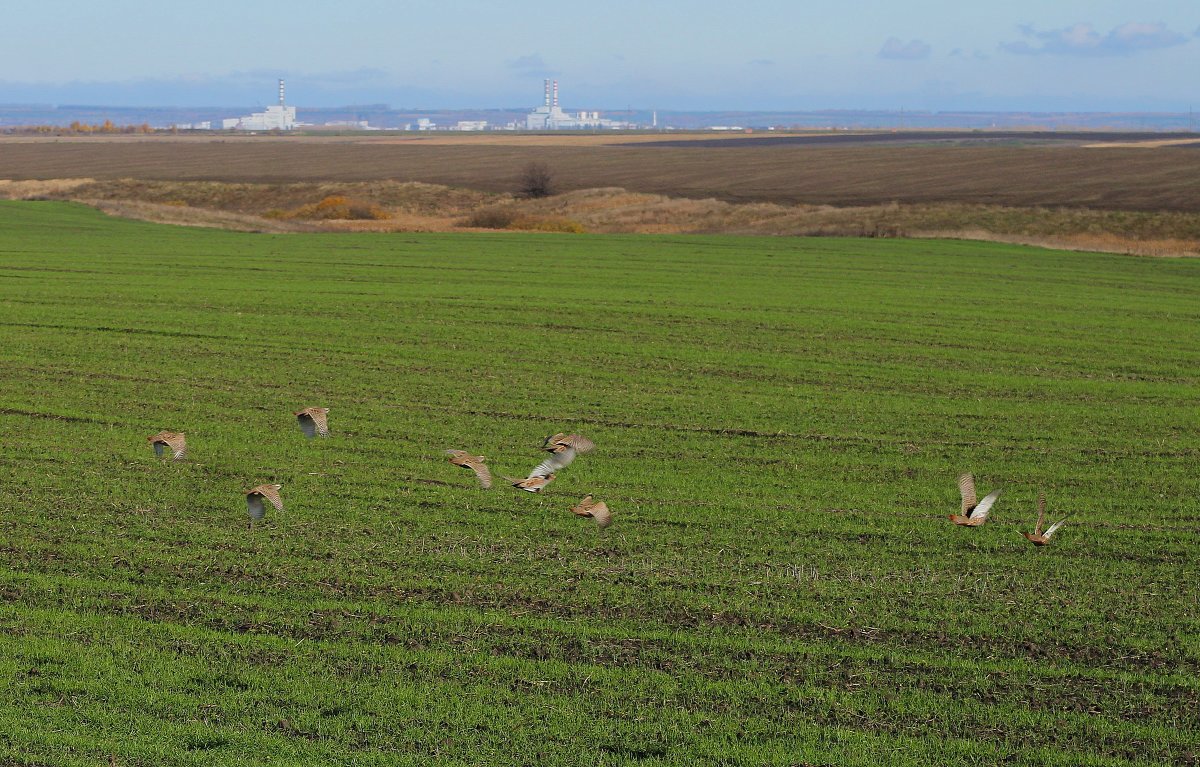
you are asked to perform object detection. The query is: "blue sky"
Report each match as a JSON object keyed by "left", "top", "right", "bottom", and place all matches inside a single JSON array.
[{"left": 1, "top": 0, "right": 1196, "bottom": 110}]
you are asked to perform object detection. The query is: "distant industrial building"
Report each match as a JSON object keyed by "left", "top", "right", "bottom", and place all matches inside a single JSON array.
[
  {"left": 222, "top": 80, "right": 298, "bottom": 131},
  {"left": 524, "top": 80, "right": 630, "bottom": 130}
]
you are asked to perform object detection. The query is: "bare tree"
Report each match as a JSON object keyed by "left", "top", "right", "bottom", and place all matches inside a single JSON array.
[{"left": 519, "top": 161, "right": 555, "bottom": 198}]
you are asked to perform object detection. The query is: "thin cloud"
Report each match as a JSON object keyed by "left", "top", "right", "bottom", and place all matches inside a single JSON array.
[
  {"left": 1002, "top": 21, "right": 1188, "bottom": 56},
  {"left": 507, "top": 54, "right": 557, "bottom": 78},
  {"left": 749, "top": 58, "right": 776, "bottom": 67},
  {"left": 879, "top": 38, "right": 931, "bottom": 60}
]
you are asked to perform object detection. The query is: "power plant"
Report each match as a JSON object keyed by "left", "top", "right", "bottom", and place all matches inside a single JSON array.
[
  {"left": 221, "top": 79, "right": 297, "bottom": 130},
  {"left": 524, "top": 79, "right": 629, "bottom": 130}
]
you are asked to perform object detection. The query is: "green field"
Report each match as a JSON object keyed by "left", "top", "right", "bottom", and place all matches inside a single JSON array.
[{"left": 0, "top": 201, "right": 1197, "bottom": 766}]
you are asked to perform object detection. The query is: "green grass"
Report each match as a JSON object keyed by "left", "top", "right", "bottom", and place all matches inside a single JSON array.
[{"left": 0, "top": 200, "right": 1197, "bottom": 766}]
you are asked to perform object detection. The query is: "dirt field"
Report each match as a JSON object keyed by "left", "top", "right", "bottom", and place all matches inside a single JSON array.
[{"left": 2, "top": 133, "right": 1198, "bottom": 212}]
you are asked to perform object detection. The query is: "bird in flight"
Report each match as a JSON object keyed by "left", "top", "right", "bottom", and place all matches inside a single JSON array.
[
  {"left": 529, "top": 433, "right": 595, "bottom": 478},
  {"left": 146, "top": 431, "right": 187, "bottom": 461},
  {"left": 505, "top": 473, "right": 556, "bottom": 493},
  {"left": 1022, "top": 493, "right": 1072, "bottom": 546},
  {"left": 295, "top": 407, "right": 330, "bottom": 438},
  {"left": 570, "top": 495, "right": 612, "bottom": 529},
  {"left": 245, "top": 483, "right": 283, "bottom": 527},
  {"left": 445, "top": 450, "right": 492, "bottom": 489},
  {"left": 542, "top": 433, "right": 595, "bottom": 455},
  {"left": 949, "top": 472, "right": 1001, "bottom": 526}
]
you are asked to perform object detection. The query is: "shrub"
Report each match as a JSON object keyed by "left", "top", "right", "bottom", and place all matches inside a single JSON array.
[
  {"left": 463, "top": 207, "right": 519, "bottom": 229},
  {"left": 510, "top": 216, "right": 585, "bottom": 234},
  {"left": 280, "top": 195, "right": 390, "bottom": 221},
  {"left": 518, "top": 162, "right": 555, "bottom": 199}
]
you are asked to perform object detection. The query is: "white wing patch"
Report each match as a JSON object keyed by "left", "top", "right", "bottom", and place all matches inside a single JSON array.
[{"left": 970, "top": 489, "right": 1002, "bottom": 521}]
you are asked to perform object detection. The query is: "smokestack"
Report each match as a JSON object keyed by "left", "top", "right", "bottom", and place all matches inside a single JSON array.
[
  {"left": 543, "top": 79, "right": 551, "bottom": 107},
  {"left": 552, "top": 80, "right": 559, "bottom": 108},
  {"left": 278, "top": 78, "right": 285, "bottom": 106}
]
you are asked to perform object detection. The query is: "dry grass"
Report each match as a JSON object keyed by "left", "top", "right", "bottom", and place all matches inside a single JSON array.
[
  {"left": 1084, "top": 138, "right": 1200, "bottom": 149},
  {"left": 6, "top": 177, "right": 1197, "bottom": 256},
  {"left": 0, "top": 178, "right": 96, "bottom": 199},
  {"left": 89, "top": 200, "right": 318, "bottom": 233}
]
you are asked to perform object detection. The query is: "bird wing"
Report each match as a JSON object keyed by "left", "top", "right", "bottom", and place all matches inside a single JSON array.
[
  {"left": 562, "top": 434, "right": 595, "bottom": 454},
  {"left": 261, "top": 485, "right": 284, "bottom": 511},
  {"left": 530, "top": 447, "right": 576, "bottom": 477},
  {"left": 586, "top": 501, "right": 611, "bottom": 528},
  {"left": 467, "top": 459, "right": 492, "bottom": 489},
  {"left": 309, "top": 409, "right": 329, "bottom": 436},
  {"left": 246, "top": 494, "right": 266, "bottom": 521},
  {"left": 970, "top": 488, "right": 1002, "bottom": 521},
  {"left": 958, "top": 473, "right": 977, "bottom": 515},
  {"left": 297, "top": 414, "right": 317, "bottom": 439},
  {"left": 1035, "top": 493, "right": 1046, "bottom": 536},
  {"left": 165, "top": 434, "right": 187, "bottom": 460},
  {"left": 1043, "top": 515, "right": 1073, "bottom": 540}
]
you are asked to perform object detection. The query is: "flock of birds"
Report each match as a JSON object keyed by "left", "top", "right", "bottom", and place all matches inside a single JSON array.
[
  {"left": 150, "top": 409, "right": 1069, "bottom": 543},
  {"left": 147, "top": 409, "right": 612, "bottom": 530},
  {"left": 951, "top": 472, "right": 1073, "bottom": 545}
]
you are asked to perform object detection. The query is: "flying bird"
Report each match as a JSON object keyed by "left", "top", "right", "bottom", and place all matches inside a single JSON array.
[
  {"left": 146, "top": 431, "right": 187, "bottom": 461},
  {"left": 505, "top": 473, "right": 556, "bottom": 493},
  {"left": 542, "top": 433, "right": 595, "bottom": 455},
  {"left": 245, "top": 483, "right": 283, "bottom": 527},
  {"left": 295, "top": 407, "right": 330, "bottom": 438},
  {"left": 1022, "top": 493, "right": 1072, "bottom": 546},
  {"left": 528, "top": 433, "right": 595, "bottom": 478},
  {"left": 569, "top": 494, "right": 612, "bottom": 529},
  {"left": 445, "top": 450, "right": 492, "bottom": 489},
  {"left": 949, "top": 472, "right": 1001, "bottom": 526}
]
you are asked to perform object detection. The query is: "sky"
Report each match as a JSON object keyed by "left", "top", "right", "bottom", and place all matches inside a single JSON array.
[{"left": 1, "top": 0, "right": 1197, "bottom": 111}]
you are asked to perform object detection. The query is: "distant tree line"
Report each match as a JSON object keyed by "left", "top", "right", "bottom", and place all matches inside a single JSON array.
[{"left": 2, "top": 121, "right": 156, "bottom": 135}]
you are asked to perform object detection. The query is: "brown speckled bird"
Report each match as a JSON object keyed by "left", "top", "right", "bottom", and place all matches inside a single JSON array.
[
  {"left": 146, "top": 431, "right": 187, "bottom": 461},
  {"left": 949, "top": 472, "right": 1001, "bottom": 526},
  {"left": 529, "top": 433, "right": 595, "bottom": 478},
  {"left": 295, "top": 407, "right": 330, "bottom": 438},
  {"left": 445, "top": 449, "right": 492, "bottom": 489},
  {"left": 245, "top": 483, "right": 283, "bottom": 527},
  {"left": 505, "top": 473, "right": 556, "bottom": 493},
  {"left": 569, "top": 494, "right": 612, "bottom": 529},
  {"left": 1022, "top": 493, "right": 1072, "bottom": 546},
  {"left": 542, "top": 433, "right": 595, "bottom": 455}
]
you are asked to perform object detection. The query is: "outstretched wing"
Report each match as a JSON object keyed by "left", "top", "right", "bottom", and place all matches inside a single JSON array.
[
  {"left": 561, "top": 434, "right": 595, "bottom": 454},
  {"left": 1035, "top": 493, "right": 1046, "bottom": 536},
  {"left": 588, "top": 502, "right": 612, "bottom": 529},
  {"left": 467, "top": 460, "right": 492, "bottom": 489},
  {"left": 297, "top": 414, "right": 317, "bottom": 439},
  {"left": 166, "top": 434, "right": 187, "bottom": 460},
  {"left": 958, "top": 473, "right": 977, "bottom": 515},
  {"left": 309, "top": 409, "right": 329, "bottom": 437},
  {"left": 970, "top": 488, "right": 1002, "bottom": 522},
  {"left": 260, "top": 485, "right": 284, "bottom": 511},
  {"left": 533, "top": 446, "right": 577, "bottom": 477},
  {"left": 1043, "top": 514, "right": 1073, "bottom": 540},
  {"left": 246, "top": 494, "right": 266, "bottom": 522}
]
